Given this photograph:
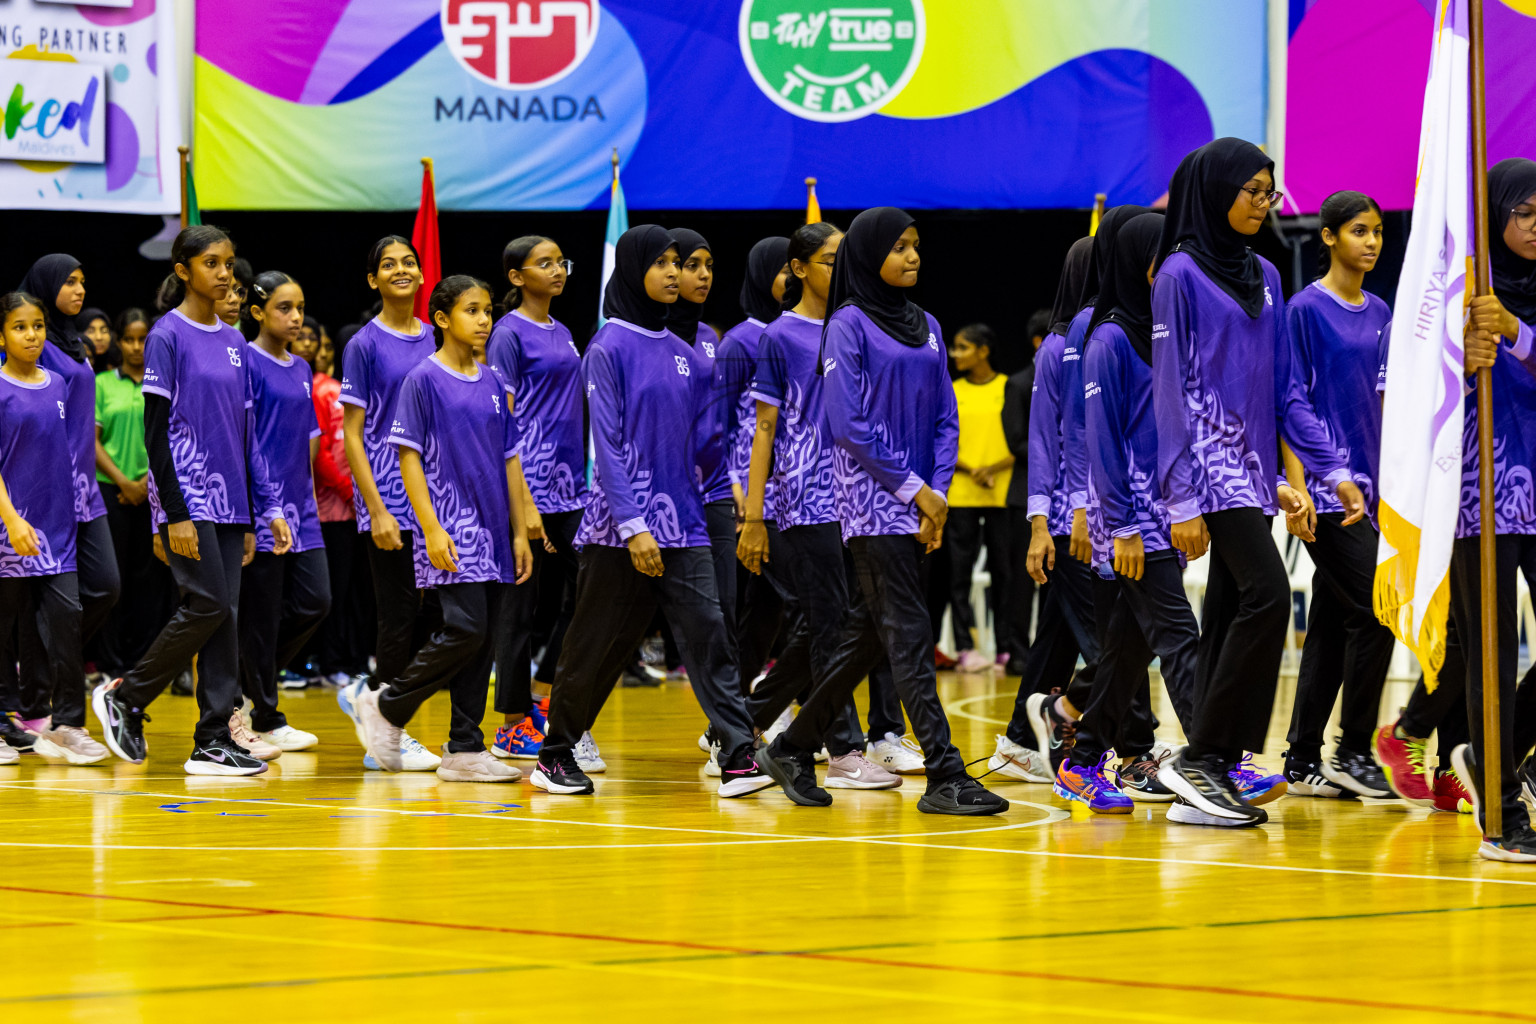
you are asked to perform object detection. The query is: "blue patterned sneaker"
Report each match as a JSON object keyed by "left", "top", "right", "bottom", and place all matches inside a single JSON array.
[
  {"left": 1229, "top": 753, "right": 1288, "bottom": 806},
  {"left": 492, "top": 717, "right": 544, "bottom": 760},
  {"left": 529, "top": 697, "right": 549, "bottom": 736},
  {"left": 1053, "top": 752, "right": 1134, "bottom": 813}
]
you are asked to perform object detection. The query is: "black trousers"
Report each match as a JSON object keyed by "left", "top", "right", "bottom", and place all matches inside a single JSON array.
[
  {"left": 238, "top": 548, "right": 332, "bottom": 732},
  {"left": 736, "top": 531, "right": 788, "bottom": 687},
  {"left": 367, "top": 532, "right": 423, "bottom": 689},
  {"left": 1187, "top": 507, "right": 1291, "bottom": 763},
  {"left": 705, "top": 500, "right": 741, "bottom": 655},
  {"left": 310, "top": 520, "right": 371, "bottom": 675},
  {"left": 1286, "top": 513, "right": 1396, "bottom": 760},
  {"left": 0, "top": 572, "right": 83, "bottom": 727},
  {"left": 1075, "top": 551, "right": 1194, "bottom": 764},
  {"left": 946, "top": 506, "right": 1010, "bottom": 653},
  {"left": 378, "top": 579, "right": 503, "bottom": 753},
  {"left": 1002, "top": 506, "right": 1038, "bottom": 664},
  {"left": 1006, "top": 534, "right": 1099, "bottom": 748},
  {"left": 1401, "top": 614, "right": 1472, "bottom": 771},
  {"left": 546, "top": 544, "right": 756, "bottom": 763},
  {"left": 779, "top": 533, "right": 966, "bottom": 779},
  {"left": 96, "top": 483, "right": 174, "bottom": 675},
  {"left": 120, "top": 523, "right": 247, "bottom": 748},
  {"left": 865, "top": 659, "right": 906, "bottom": 740},
  {"left": 1450, "top": 534, "right": 1536, "bottom": 836},
  {"left": 494, "top": 508, "right": 581, "bottom": 715},
  {"left": 19, "top": 514, "right": 120, "bottom": 712}
]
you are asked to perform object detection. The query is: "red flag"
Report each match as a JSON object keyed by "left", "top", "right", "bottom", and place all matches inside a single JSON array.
[{"left": 411, "top": 158, "right": 441, "bottom": 324}]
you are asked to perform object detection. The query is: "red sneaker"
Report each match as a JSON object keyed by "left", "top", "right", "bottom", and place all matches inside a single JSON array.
[
  {"left": 1374, "top": 720, "right": 1434, "bottom": 806},
  {"left": 934, "top": 646, "right": 958, "bottom": 670},
  {"left": 1433, "top": 768, "right": 1473, "bottom": 814}
]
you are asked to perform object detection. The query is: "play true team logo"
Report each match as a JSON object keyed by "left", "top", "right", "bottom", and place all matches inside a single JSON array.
[
  {"left": 738, "top": 0, "right": 925, "bottom": 123},
  {"left": 442, "top": 0, "right": 601, "bottom": 90}
]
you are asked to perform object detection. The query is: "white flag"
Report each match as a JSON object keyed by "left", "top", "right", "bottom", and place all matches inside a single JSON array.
[{"left": 1374, "top": 0, "right": 1469, "bottom": 689}]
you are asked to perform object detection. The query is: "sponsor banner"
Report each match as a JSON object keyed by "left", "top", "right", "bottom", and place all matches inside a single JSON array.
[{"left": 0, "top": 0, "right": 180, "bottom": 212}]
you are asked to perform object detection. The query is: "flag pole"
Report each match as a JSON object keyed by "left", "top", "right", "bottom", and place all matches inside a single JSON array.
[
  {"left": 1468, "top": 0, "right": 1500, "bottom": 842},
  {"left": 177, "top": 145, "right": 190, "bottom": 229},
  {"left": 1090, "top": 193, "right": 1106, "bottom": 235},
  {"left": 612, "top": 147, "right": 620, "bottom": 185}
]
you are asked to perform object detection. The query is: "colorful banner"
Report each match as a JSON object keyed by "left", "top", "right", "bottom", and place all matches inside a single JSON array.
[
  {"left": 193, "top": 1, "right": 1268, "bottom": 211},
  {"left": 0, "top": 0, "right": 180, "bottom": 213}
]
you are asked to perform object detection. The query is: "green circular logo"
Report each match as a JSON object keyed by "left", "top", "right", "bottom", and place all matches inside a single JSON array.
[{"left": 738, "top": 1, "right": 926, "bottom": 123}]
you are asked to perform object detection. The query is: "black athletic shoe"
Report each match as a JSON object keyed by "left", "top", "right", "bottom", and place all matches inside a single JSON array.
[
  {"left": 717, "top": 747, "right": 775, "bottom": 798},
  {"left": 917, "top": 774, "right": 1009, "bottom": 816},
  {"left": 184, "top": 738, "right": 267, "bottom": 776},
  {"left": 1283, "top": 752, "right": 1345, "bottom": 798},
  {"left": 1166, "top": 796, "right": 1269, "bottom": 828},
  {"left": 758, "top": 739, "right": 831, "bottom": 806},
  {"left": 91, "top": 680, "right": 148, "bottom": 763},
  {"left": 1516, "top": 756, "right": 1536, "bottom": 815},
  {"left": 1157, "top": 751, "right": 1264, "bottom": 825},
  {"left": 1025, "top": 690, "right": 1077, "bottom": 773},
  {"left": 1115, "top": 754, "right": 1175, "bottom": 802},
  {"left": 1451, "top": 743, "right": 1486, "bottom": 833},
  {"left": 1480, "top": 823, "right": 1536, "bottom": 863},
  {"left": 530, "top": 750, "right": 595, "bottom": 795},
  {"left": 170, "top": 670, "right": 194, "bottom": 697},
  {"left": 1320, "top": 744, "right": 1391, "bottom": 798},
  {"left": 0, "top": 713, "right": 35, "bottom": 753}
]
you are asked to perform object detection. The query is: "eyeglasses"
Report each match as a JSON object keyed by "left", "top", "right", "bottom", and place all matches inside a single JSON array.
[
  {"left": 1513, "top": 207, "right": 1536, "bottom": 232},
  {"left": 231, "top": 286, "right": 249, "bottom": 300},
  {"left": 1239, "top": 186, "right": 1284, "bottom": 208},
  {"left": 521, "top": 259, "right": 574, "bottom": 275}
]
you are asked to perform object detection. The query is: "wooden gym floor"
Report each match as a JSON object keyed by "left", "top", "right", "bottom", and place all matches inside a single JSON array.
[{"left": 0, "top": 671, "right": 1532, "bottom": 1023}]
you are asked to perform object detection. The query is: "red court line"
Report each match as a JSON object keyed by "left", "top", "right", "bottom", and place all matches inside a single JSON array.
[
  {"left": 1, "top": 884, "right": 1528, "bottom": 1021},
  {"left": 0, "top": 909, "right": 271, "bottom": 931}
]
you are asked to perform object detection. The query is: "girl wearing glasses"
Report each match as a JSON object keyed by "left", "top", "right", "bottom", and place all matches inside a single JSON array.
[
  {"left": 1273, "top": 191, "right": 1396, "bottom": 801},
  {"left": 485, "top": 235, "right": 585, "bottom": 764},
  {"left": 1150, "top": 138, "right": 1364, "bottom": 828}
]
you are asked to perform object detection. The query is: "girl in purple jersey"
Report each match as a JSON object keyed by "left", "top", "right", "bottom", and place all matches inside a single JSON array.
[
  {"left": 1276, "top": 191, "right": 1396, "bottom": 800},
  {"left": 487, "top": 235, "right": 581, "bottom": 762},
  {"left": 355, "top": 276, "right": 534, "bottom": 783},
  {"left": 0, "top": 293, "right": 108, "bottom": 765},
  {"left": 92, "top": 226, "right": 292, "bottom": 777},
  {"left": 1150, "top": 139, "right": 1365, "bottom": 827},
  {"left": 337, "top": 236, "right": 442, "bottom": 772},
  {"left": 234, "top": 271, "right": 332, "bottom": 756}
]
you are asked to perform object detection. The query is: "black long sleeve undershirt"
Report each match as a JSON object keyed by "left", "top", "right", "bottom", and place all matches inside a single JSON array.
[{"left": 143, "top": 392, "right": 190, "bottom": 524}]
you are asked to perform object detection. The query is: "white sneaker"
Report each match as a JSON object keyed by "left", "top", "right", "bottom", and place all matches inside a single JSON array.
[
  {"left": 704, "top": 740, "right": 722, "bottom": 777},
  {"left": 356, "top": 689, "right": 403, "bottom": 771},
  {"left": 762, "top": 706, "right": 794, "bottom": 746},
  {"left": 575, "top": 731, "right": 606, "bottom": 773},
  {"left": 697, "top": 731, "right": 711, "bottom": 754},
  {"left": 866, "top": 731, "right": 925, "bottom": 775},
  {"left": 229, "top": 711, "right": 282, "bottom": 761},
  {"left": 0, "top": 738, "right": 17, "bottom": 765},
  {"left": 32, "top": 724, "right": 109, "bottom": 765},
  {"left": 814, "top": 745, "right": 829, "bottom": 764},
  {"left": 399, "top": 731, "right": 440, "bottom": 771},
  {"left": 986, "top": 734, "right": 1052, "bottom": 783},
  {"left": 258, "top": 725, "right": 319, "bottom": 751},
  {"left": 436, "top": 748, "right": 520, "bottom": 782}
]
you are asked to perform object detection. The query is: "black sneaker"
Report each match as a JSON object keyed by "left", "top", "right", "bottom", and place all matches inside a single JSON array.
[
  {"left": 1516, "top": 756, "right": 1536, "bottom": 815},
  {"left": 1479, "top": 823, "right": 1536, "bottom": 863},
  {"left": 184, "top": 738, "right": 267, "bottom": 776},
  {"left": 1115, "top": 753, "right": 1175, "bottom": 802},
  {"left": 1025, "top": 690, "right": 1077, "bottom": 773},
  {"left": 917, "top": 774, "right": 1009, "bottom": 816},
  {"left": 1157, "top": 750, "right": 1265, "bottom": 825},
  {"left": 1320, "top": 744, "right": 1391, "bottom": 798},
  {"left": 1451, "top": 743, "right": 1486, "bottom": 833},
  {"left": 717, "top": 747, "right": 775, "bottom": 798},
  {"left": 1166, "top": 796, "right": 1269, "bottom": 828},
  {"left": 170, "top": 670, "right": 194, "bottom": 697},
  {"left": 0, "top": 713, "right": 35, "bottom": 753},
  {"left": 91, "top": 680, "right": 148, "bottom": 764},
  {"left": 757, "top": 739, "right": 831, "bottom": 806},
  {"left": 530, "top": 749, "right": 595, "bottom": 795},
  {"left": 1283, "top": 751, "right": 1345, "bottom": 798}
]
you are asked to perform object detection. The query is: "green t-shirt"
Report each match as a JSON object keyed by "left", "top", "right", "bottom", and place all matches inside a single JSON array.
[{"left": 95, "top": 368, "right": 147, "bottom": 483}]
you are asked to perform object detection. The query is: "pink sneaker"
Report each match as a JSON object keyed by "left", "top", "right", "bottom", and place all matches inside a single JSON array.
[
  {"left": 824, "top": 751, "right": 902, "bottom": 790},
  {"left": 955, "top": 650, "right": 994, "bottom": 674},
  {"left": 229, "top": 711, "right": 282, "bottom": 761}
]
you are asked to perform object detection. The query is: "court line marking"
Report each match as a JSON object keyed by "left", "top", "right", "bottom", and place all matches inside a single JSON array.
[
  {"left": 947, "top": 692, "right": 1011, "bottom": 725},
  {"left": 0, "top": 885, "right": 1525, "bottom": 1021}
]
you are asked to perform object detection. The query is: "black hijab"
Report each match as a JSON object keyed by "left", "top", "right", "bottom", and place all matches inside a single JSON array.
[
  {"left": 1090, "top": 212, "right": 1165, "bottom": 365},
  {"left": 665, "top": 227, "right": 711, "bottom": 345},
  {"left": 18, "top": 253, "right": 86, "bottom": 360},
  {"left": 1157, "top": 137, "right": 1274, "bottom": 318},
  {"left": 1082, "top": 204, "right": 1151, "bottom": 311},
  {"left": 1051, "top": 237, "right": 1094, "bottom": 336},
  {"left": 739, "top": 236, "right": 790, "bottom": 324},
  {"left": 827, "top": 206, "right": 927, "bottom": 347},
  {"left": 602, "top": 224, "right": 677, "bottom": 332},
  {"left": 1490, "top": 158, "right": 1536, "bottom": 324}
]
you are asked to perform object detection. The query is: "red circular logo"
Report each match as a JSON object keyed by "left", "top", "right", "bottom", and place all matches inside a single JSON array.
[{"left": 442, "top": 0, "right": 601, "bottom": 90}]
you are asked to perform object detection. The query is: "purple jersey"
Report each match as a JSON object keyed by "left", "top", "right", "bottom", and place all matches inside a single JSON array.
[
  {"left": 749, "top": 312, "right": 837, "bottom": 528},
  {"left": 0, "top": 370, "right": 76, "bottom": 576},
  {"left": 37, "top": 344, "right": 106, "bottom": 523},
  {"left": 823, "top": 306, "right": 958, "bottom": 541},
  {"left": 692, "top": 330, "right": 734, "bottom": 504},
  {"left": 1152, "top": 252, "right": 1347, "bottom": 522},
  {"left": 339, "top": 316, "right": 434, "bottom": 532},
  {"left": 142, "top": 310, "right": 257, "bottom": 526},
  {"left": 1288, "top": 282, "right": 1392, "bottom": 518},
  {"left": 1027, "top": 307, "right": 1092, "bottom": 536},
  {"left": 576, "top": 319, "right": 710, "bottom": 549},
  {"left": 486, "top": 310, "right": 587, "bottom": 513},
  {"left": 389, "top": 357, "right": 521, "bottom": 587},
  {"left": 247, "top": 345, "right": 324, "bottom": 553},
  {"left": 1462, "top": 320, "right": 1536, "bottom": 537},
  {"left": 718, "top": 318, "right": 775, "bottom": 510}
]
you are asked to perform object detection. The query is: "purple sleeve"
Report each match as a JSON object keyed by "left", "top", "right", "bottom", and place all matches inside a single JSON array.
[
  {"left": 488, "top": 324, "right": 524, "bottom": 398},
  {"left": 1151, "top": 274, "right": 1204, "bottom": 523},
  {"left": 719, "top": 338, "right": 755, "bottom": 485},
  {"left": 387, "top": 373, "right": 428, "bottom": 453},
  {"left": 749, "top": 333, "right": 784, "bottom": 408},
  {"left": 141, "top": 329, "right": 175, "bottom": 400},
  {"left": 501, "top": 393, "right": 522, "bottom": 459},
  {"left": 932, "top": 349, "right": 959, "bottom": 499},
  {"left": 824, "top": 317, "right": 926, "bottom": 502},
  {"left": 1084, "top": 335, "right": 1136, "bottom": 536},
  {"left": 245, "top": 361, "right": 283, "bottom": 525},
  {"left": 1026, "top": 340, "right": 1062, "bottom": 519},
  {"left": 1273, "top": 290, "right": 1348, "bottom": 486},
  {"left": 1377, "top": 318, "right": 1392, "bottom": 393},
  {"left": 339, "top": 336, "right": 370, "bottom": 408},
  {"left": 584, "top": 345, "right": 648, "bottom": 540},
  {"left": 1062, "top": 327, "right": 1090, "bottom": 511}
]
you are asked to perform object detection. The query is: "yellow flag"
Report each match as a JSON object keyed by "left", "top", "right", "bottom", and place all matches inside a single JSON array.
[{"left": 1089, "top": 192, "right": 1106, "bottom": 235}]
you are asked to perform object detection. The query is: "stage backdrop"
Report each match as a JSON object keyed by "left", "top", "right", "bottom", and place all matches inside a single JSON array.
[
  {"left": 0, "top": 0, "right": 180, "bottom": 213},
  {"left": 192, "top": 0, "right": 1268, "bottom": 211}
]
